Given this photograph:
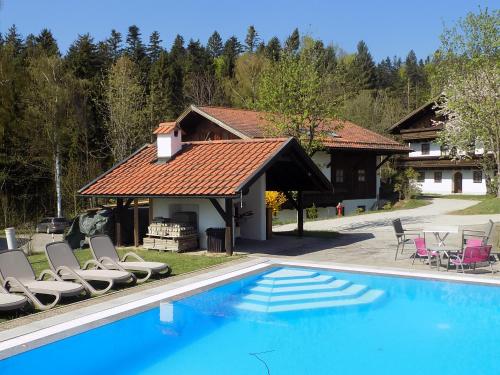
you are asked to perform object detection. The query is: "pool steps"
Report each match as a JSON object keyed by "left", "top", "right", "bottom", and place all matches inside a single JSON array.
[{"left": 236, "top": 269, "right": 384, "bottom": 313}]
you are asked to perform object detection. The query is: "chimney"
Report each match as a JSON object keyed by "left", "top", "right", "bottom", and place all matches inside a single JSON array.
[{"left": 154, "top": 122, "right": 183, "bottom": 160}]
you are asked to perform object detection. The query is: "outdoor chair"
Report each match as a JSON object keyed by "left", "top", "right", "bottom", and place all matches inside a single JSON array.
[
  {"left": 392, "top": 218, "right": 421, "bottom": 260},
  {"left": 448, "top": 245, "right": 493, "bottom": 273},
  {"left": 0, "top": 250, "right": 85, "bottom": 311},
  {"left": 462, "top": 220, "right": 495, "bottom": 248},
  {"left": 45, "top": 242, "right": 136, "bottom": 296},
  {"left": 412, "top": 237, "right": 441, "bottom": 269},
  {"left": 0, "top": 284, "right": 28, "bottom": 312},
  {"left": 89, "top": 235, "right": 171, "bottom": 283}
]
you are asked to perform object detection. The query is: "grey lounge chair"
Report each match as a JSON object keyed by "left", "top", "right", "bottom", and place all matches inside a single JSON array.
[
  {"left": 0, "top": 284, "right": 28, "bottom": 312},
  {"left": 392, "top": 219, "right": 421, "bottom": 260},
  {"left": 89, "top": 235, "right": 171, "bottom": 283},
  {"left": 45, "top": 242, "right": 136, "bottom": 296},
  {"left": 0, "top": 250, "right": 85, "bottom": 311}
]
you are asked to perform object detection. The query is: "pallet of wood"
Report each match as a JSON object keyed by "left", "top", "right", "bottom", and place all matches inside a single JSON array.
[
  {"left": 143, "top": 221, "right": 198, "bottom": 252},
  {"left": 147, "top": 222, "right": 197, "bottom": 237}
]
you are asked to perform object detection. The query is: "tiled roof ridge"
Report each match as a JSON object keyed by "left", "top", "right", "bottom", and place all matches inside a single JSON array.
[{"left": 183, "top": 137, "right": 288, "bottom": 145}]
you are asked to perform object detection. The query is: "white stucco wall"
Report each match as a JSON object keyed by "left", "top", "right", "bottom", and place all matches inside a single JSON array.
[
  {"left": 236, "top": 174, "right": 266, "bottom": 241},
  {"left": 409, "top": 141, "right": 442, "bottom": 157},
  {"left": 417, "top": 169, "right": 487, "bottom": 195},
  {"left": 276, "top": 197, "right": 378, "bottom": 222},
  {"left": 152, "top": 197, "right": 225, "bottom": 249},
  {"left": 151, "top": 174, "right": 266, "bottom": 248},
  {"left": 311, "top": 151, "right": 331, "bottom": 181}
]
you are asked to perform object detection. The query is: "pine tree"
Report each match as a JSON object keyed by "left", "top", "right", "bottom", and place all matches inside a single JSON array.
[
  {"left": 222, "top": 36, "right": 242, "bottom": 77},
  {"left": 284, "top": 28, "right": 300, "bottom": 54},
  {"left": 245, "top": 25, "right": 259, "bottom": 53},
  {"left": 265, "top": 37, "right": 281, "bottom": 61},
  {"left": 148, "top": 31, "right": 162, "bottom": 63},
  {"left": 106, "top": 29, "right": 122, "bottom": 62},
  {"left": 170, "top": 34, "right": 186, "bottom": 61},
  {"left": 4, "top": 25, "right": 24, "bottom": 57},
  {"left": 207, "top": 31, "right": 223, "bottom": 57},
  {"left": 352, "top": 40, "right": 376, "bottom": 90},
  {"left": 65, "top": 34, "right": 101, "bottom": 79},
  {"left": 35, "top": 29, "right": 59, "bottom": 56},
  {"left": 125, "top": 25, "right": 146, "bottom": 64}
]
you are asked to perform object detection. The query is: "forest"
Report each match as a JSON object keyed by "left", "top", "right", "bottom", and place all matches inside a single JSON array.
[{"left": 0, "top": 24, "right": 438, "bottom": 226}]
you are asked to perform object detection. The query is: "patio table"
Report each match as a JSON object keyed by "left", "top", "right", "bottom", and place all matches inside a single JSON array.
[{"left": 423, "top": 225, "right": 459, "bottom": 248}]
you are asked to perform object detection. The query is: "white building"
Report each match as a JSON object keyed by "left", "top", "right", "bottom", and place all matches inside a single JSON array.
[{"left": 390, "top": 99, "right": 488, "bottom": 195}]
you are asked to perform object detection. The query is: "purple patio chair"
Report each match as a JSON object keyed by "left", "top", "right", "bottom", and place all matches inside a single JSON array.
[
  {"left": 412, "top": 237, "right": 441, "bottom": 269},
  {"left": 449, "top": 245, "right": 493, "bottom": 273}
]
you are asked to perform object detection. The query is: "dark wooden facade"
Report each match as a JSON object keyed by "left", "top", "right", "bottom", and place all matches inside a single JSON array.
[
  {"left": 331, "top": 151, "right": 377, "bottom": 200},
  {"left": 179, "top": 111, "right": 379, "bottom": 208},
  {"left": 181, "top": 111, "right": 239, "bottom": 141}
]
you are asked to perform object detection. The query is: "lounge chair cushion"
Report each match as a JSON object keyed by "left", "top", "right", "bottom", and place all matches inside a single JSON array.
[
  {"left": 17, "top": 280, "right": 84, "bottom": 296},
  {"left": 117, "top": 261, "right": 168, "bottom": 273},
  {"left": 71, "top": 269, "right": 132, "bottom": 283},
  {"left": 0, "top": 293, "right": 27, "bottom": 311}
]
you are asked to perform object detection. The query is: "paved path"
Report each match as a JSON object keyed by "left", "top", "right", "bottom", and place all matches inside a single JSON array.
[
  {"left": 237, "top": 198, "right": 500, "bottom": 276},
  {"left": 276, "top": 198, "right": 499, "bottom": 233}
]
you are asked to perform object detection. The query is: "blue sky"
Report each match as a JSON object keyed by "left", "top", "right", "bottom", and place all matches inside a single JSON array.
[{"left": 0, "top": 0, "right": 495, "bottom": 61}]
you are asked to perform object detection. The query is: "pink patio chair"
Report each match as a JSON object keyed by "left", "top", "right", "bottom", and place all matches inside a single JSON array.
[
  {"left": 449, "top": 245, "right": 493, "bottom": 273},
  {"left": 412, "top": 237, "right": 441, "bottom": 269},
  {"left": 447, "top": 237, "right": 485, "bottom": 270}
]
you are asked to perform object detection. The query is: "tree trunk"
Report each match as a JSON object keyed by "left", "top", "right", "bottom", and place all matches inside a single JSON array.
[{"left": 55, "top": 145, "right": 63, "bottom": 218}]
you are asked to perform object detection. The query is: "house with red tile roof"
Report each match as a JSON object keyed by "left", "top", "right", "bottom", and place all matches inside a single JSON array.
[
  {"left": 176, "top": 105, "right": 410, "bottom": 216},
  {"left": 79, "top": 125, "right": 331, "bottom": 249}
]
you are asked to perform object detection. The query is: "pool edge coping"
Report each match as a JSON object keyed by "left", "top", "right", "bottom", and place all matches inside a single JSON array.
[{"left": 0, "top": 257, "right": 499, "bottom": 359}]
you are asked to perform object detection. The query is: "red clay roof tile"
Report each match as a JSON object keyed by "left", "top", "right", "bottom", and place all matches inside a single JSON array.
[
  {"left": 197, "top": 106, "right": 409, "bottom": 153},
  {"left": 79, "top": 138, "right": 287, "bottom": 197}
]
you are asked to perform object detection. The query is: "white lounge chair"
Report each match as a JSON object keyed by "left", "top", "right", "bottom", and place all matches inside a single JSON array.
[
  {"left": 89, "top": 235, "right": 171, "bottom": 283},
  {"left": 0, "top": 284, "right": 28, "bottom": 312},
  {"left": 45, "top": 242, "right": 136, "bottom": 296},
  {"left": 0, "top": 250, "right": 85, "bottom": 310}
]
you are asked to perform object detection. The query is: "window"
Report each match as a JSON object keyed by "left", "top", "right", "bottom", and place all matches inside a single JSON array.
[
  {"left": 335, "top": 169, "right": 344, "bottom": 183},
  {"left": 421, "top": 143, "right": 430, "bottom": 155},
  {"left": 417, "top": 171, "right": 425, "bottom": 182},
  {"left": 473, "top": 170, "right": 482, "bottom": 183},
  {"left": 357, "top": 169, "right": 366, "bottom": 182},
  {"left": 434, "top": 171, "right": 442, "bottom": 183}
]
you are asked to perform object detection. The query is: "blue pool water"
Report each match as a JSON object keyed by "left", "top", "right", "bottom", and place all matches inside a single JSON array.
[{"left": 1, "top": 267, "right": 499, "bottom": 374}]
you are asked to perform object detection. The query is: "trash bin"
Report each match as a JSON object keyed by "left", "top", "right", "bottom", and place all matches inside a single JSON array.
[
  {"left": 206, "top": 228, "right": 226, "bottom": 253},
  {"left": 5, "top": 227, "right": 17, "bottom": 250}
]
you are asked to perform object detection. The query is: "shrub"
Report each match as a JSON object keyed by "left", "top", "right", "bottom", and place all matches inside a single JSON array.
[
  {"left": 306, "top": 203, "right": 318, "bottom": 219},
  {"left": 265, "top": 191, "right": 288, "bottom": 216},
  {"left": 394, "top": 168, "right": 421, "bottom": 200}
]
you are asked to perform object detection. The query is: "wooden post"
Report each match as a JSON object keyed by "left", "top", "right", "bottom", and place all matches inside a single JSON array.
[
  {"left": 133, "top": 198, "right": 139, "bottom": 248},
  {"left": 266, "top": 207, "right": 273, "bottom": 240},
  {"left": 148, "top": 198, "right": 154, "bottom": 224},
  {"left": 297, "top": 191, "right": 304, "bottom": 237},
  {"left": 115, "top": 198, "right": 123, "bottom": 246},
  {"left": 224, "top": 198, "right": 233, "bottom": 255}
]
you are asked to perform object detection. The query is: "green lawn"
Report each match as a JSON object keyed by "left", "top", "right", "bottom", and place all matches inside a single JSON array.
[
  {"left": 28, "top": 248, "right": 239, "bottom": 277},
  {"left": 452, "top": 197, "right": 500, "bottom": 215},
  {"left": 0, "top": 249, "right": 239, "bottom": 322},
  {"left": 425, "top": 194, "right": 489, "bottom": 201}
]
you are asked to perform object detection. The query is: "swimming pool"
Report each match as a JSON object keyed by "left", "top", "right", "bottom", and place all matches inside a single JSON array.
[{"left": 1, "top": 266, "right": 499, "bottom": 374}]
